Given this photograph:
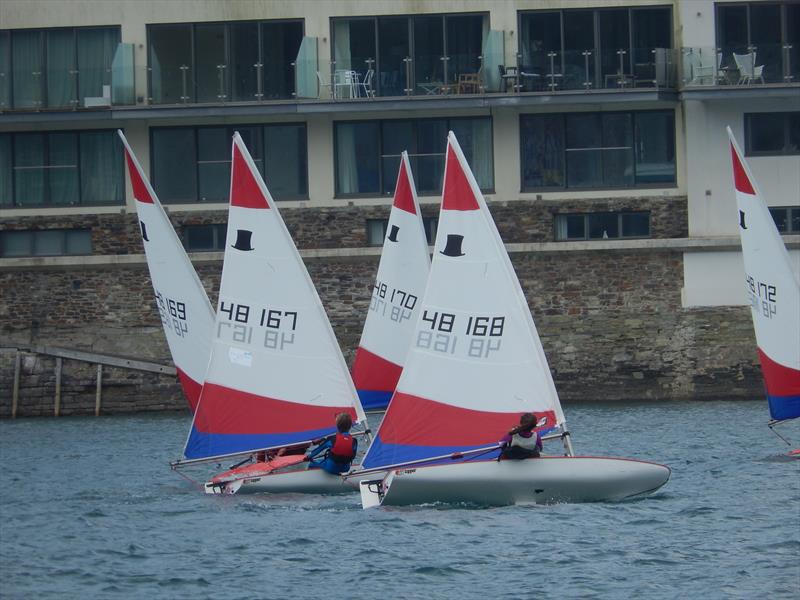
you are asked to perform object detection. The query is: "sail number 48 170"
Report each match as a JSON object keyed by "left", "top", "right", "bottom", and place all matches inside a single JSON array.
[{"left": 416, "top": 310, "right": 505, "bottom": 358}]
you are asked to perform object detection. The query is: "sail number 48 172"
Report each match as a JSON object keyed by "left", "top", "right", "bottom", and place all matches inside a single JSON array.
[{"left": 745, "top": 275, "right": 777, "bottom": 319}]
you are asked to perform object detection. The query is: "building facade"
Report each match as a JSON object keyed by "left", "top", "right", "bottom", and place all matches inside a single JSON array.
[{"left": 1, "top": 0, "right": 799, "bottom": 415}]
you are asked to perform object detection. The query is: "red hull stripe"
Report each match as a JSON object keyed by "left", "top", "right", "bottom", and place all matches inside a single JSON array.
[
  {"left": 124, "top": 151, "right": 154, "bottom": 204},
  {"left": 176, "top": 368, "right": 203, "bottom": 413},
  {"left": 393, "top": 159, "right": 417, "bottom": 215},
  {"left": 758, "top": 348, "right": 800, "bottom": 397},
  {"left": 730, "top": 143, "right": 755, "bottom": 195},
  {"left": 378, "top": 390, "right": 557, "bottom": 447},
  {"left": 231, "top": 143, "right": 270, "bottom": 209},
  {"left": 351, "top": 346, "right": 403, "bottom": 392},
  {"left": 442, "top": 144, "right": 479, "bottom": 211},
  {"left": 193, "top": 382, "right": 356, "bottom": 435}
]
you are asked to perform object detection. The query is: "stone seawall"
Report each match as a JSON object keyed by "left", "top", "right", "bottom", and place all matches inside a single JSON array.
[{"left": 0, "top": 244, "right": 764, "bottom": 418}]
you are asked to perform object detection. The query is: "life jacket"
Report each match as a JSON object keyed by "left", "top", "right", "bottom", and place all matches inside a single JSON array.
[
  {"left": 510, "top": 431, "right": 540, "bottom": 451},
  {"left": 328, "top": 433, "right": 355, "bottom": 464}
]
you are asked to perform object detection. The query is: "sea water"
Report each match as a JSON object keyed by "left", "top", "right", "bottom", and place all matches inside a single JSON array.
[{"left": 0, "top": 400, "right": 797, "bottom": 600}]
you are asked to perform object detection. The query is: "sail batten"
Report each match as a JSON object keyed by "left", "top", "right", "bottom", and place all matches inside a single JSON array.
[
  {"left": 360, "top": 132, "right": 565, "bottom": 470},
  {"left": 727, "top": 128, "right": 800, "bottom": 423},
  {"left": 352, "top": 152, "right": 431, "bottom": 411},
  {"left": 183, "top": 133, "right": 366, "bottom": 461}
]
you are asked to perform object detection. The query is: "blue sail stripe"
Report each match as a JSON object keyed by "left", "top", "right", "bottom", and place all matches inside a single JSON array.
[
  {"left": 357, "top": 390, "right": 392, "bottom": 412},
  {"left": 768, "top": 394, "right": 800, "bottom": 422},
  {"left": 185, "top": 425, "right": 337, "bottom": 460}
]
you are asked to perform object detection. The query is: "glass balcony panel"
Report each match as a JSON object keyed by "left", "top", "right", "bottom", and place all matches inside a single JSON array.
[
  {"left": 46, "top": 29, "right": 76, "bottom": 108},
  {"left": 110, "top": 43, "right": 135, "bottom": 105},
  {"left": 519, "top": 10, "right": 560, "bottom": 75},
  {"left": 294, "top": 37, "right": 319, "bottom": 99},
  {"left": 481, "top": 30, "right": 504, "bottom": 92},
  {"left": 195, "top": 24, "right": 227, "bottom": 102},
  {"left": 230, "top": 22, "right": 258, "bottom": 101},
  {"left": 149, "top": 25, "right": 192, "bottom": 104},
  {"left": 445, "top": 14, "right": 483, "bottom": 89},
  {"left": 261, "top": 21, "right": 303, "bottom": 100},
  {"left": 12, "top": 30, "right": 43, "bottom": 108},
  {"left": 377, "top": 16, "right": 409, "bottom": 97},
  {"left": 77, "top": 28, "right": 119, "bottom": 106},
  {"left": 413, "top": 15, "right": 445, "bottom": 94}
]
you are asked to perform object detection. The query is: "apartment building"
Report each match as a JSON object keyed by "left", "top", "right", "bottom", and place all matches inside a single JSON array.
[{"left": 1, "top": 0, "right": 798, "bottom": 412}]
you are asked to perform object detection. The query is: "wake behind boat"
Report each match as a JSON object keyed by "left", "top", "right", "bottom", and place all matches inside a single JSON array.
[
  {"left": 354, "top": 132, "right": 671, "bottom": 508},
  {"left": 174, "top": 133, "right": 371, "bottom": 495},
  {"left": 727, "top": 128, "right": 800, "bottom": 457},
  {"left": 119, "top": 131, "right": 215, "bottom": 413}
]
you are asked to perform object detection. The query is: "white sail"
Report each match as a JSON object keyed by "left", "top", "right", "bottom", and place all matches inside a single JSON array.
[
  {"left": 361, "top": 132, "right": 565, "bottom": 470},
  {"left": 118, "top": 131, "right": 214, "bottom": 412},
  {"left": 352, "top": 152, "right": 431, "bottom": 410},
  {"left": 184, "top": 132, "right": 366, "bottom": 461},
  {"left": 727, "top": 128, "right": 800, "bottom": 422}
]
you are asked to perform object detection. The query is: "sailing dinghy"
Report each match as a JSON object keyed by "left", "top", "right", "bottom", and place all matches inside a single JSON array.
[
  {"left": 727, "top": 128, "right": 800, "bottom": 455},
  {"left": 118, "top": 131, "right": 215, "bottom": 412},
  {"left": 175, "top": 133, "right": 370, "bottom": 495},
  {"left": 352, "top": 152, "right": 431, "bottom": 411},
  {"left": 354, "top": 132, "right": 671, "bottom": 507}
]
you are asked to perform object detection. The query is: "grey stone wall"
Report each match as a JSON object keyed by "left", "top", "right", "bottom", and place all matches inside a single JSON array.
[{"left": 2, "top": 195, "right": 765, "bottom": 417}]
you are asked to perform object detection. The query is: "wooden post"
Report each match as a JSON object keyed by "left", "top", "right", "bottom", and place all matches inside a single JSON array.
[
  {"left": 54, "top": 357, "right": 62, "bottom": 417},
  {"left": 95, "top": 364, "right": 103, "bottom": 416},
  {"left": 12, "top": 351, "right": 21, "bottom": 419}
]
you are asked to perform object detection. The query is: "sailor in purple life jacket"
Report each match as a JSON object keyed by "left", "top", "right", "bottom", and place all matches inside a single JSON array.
[
  {"left": 499, "top": 413, "right": 542, "bottom": 460},
  {"left": 304, "top": 412, "right": 358, "bottom": 475}
]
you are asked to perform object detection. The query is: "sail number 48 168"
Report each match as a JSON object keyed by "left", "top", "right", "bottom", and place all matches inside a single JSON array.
[{"left": 416, "top": 310, "right": 505, "bottom": 358}]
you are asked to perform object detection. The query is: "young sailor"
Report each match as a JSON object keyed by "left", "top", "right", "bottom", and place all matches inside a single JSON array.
[
  {"left": 499, "top": 413, "right": 543, "bottom": 460},
  {"left": 304, "top": 413, "right": 358, "bottom": 474}
]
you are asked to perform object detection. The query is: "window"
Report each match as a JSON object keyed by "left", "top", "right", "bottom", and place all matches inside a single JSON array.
[
  {"left": 182, "top": 224, "right": 227, "bottom": 251},
  {"left": 518, "top": 6, "right": 673, "bottom": 90},
  {"left": 716, "top": 2, "right": 799, "bottom": 83},
  {"left": 147, "top": 20, "right": 303, "bottom": 104},
  {"left": 335, "top": 117, "right": 493, "bottom": 197},
  {"left": 366, "top": 217, "right": 438, "bottom": 246},
  {"left": 332, "top": 13, "right": 486, "bottom": 97},
  {"left": 0, "top": 130, "right": 123, "bottom": 207},
  {"left": 521, "top": 111, "right": 675, "bottom": 190},
  {"left": 769, "top": 206, "right": 800, "bottom": 233},
  {"left": 151, "top": 123, "right": 307, "bottom": 203},
  {"left": 745, "top": 112, "right": 800, "bottom": 156},
  {"left": 554, "top": 212, "right": 650, "bottom": 241},
  {"left": 3, "top": 26, "right": 120, "bottom": 109},
  {"left": 0, "top": 229, "right": 92, "bottom": 257}
]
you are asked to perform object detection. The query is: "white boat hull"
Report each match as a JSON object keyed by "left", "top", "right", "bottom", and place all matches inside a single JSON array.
[
  {"left": 205, "top": 466, "right": 378, "bottom": 496},
  {"left": 359, "top": 456, "right": 671, "bottom": 507}
]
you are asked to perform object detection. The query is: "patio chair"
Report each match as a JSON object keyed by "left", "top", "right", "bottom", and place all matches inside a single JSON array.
[
  {"left": 456, "top": 68, "right": 482, "bottom": 94},
  {"left": 733, "top": 52, "right": 765, "bottom": 85},
  {"left": 359, "top": 69, "right": 375, "bottom": 98}
]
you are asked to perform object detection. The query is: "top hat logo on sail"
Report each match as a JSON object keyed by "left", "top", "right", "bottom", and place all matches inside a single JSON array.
[
  {"left": 739, "top": 210, "right": 747, "bottom": 230},
  {"left": 387, "top": 225, "right": 400, "bottom": 243},
  {"left": 231, "top": 229, "right": 255, "bottom": 251},
  {"left": 139, "top": 220, "right": 149, "bottom": 241},
  {"left": 440, "top": 233, "right": 465, "bottom": 257}
]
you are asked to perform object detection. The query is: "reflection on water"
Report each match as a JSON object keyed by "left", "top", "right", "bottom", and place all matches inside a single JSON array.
[{"left": 1, "top": 401, "right": 798, "bottom": 599}]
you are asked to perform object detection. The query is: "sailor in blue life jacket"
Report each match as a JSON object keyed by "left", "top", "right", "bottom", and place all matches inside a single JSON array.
[
  {"left": 304, "top": 412, "right": 357, "bottom": 474},
  {"left": 499, "top": 412, "right": 542, "bottom": 460}
]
